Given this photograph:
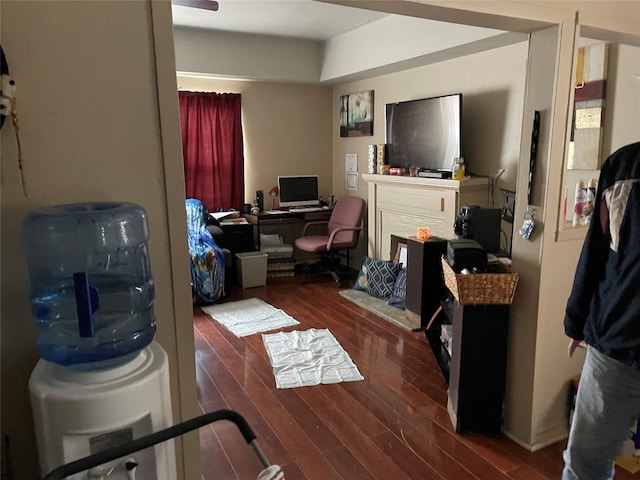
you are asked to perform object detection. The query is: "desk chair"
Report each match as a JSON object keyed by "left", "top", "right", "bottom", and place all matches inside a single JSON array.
[{"left": 294, "top": 196, "right": 365, "bottom": 287}]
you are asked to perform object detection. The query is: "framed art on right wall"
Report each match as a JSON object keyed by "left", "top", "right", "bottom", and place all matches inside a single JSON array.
[{"left": 567, "top": 42, "right": 609, "bottom": 170}]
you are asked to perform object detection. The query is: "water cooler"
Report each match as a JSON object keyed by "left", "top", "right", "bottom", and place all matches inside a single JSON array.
[{"left": 23, "top": 202, "right": 176, "bottom": 480}]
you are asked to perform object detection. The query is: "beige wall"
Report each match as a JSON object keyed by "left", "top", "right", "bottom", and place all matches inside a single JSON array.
[
  {"left": 504, "top": 21, "right": 574, "bottom": 448},
  {"left": 601, "top": 43, "right": 640, "bottom": 153},
  {"left": 1, "top": 1, "right": 197, "bottom": 479},
  {"left": 174, "top": 27, "right": 324, "bottom": 83}
]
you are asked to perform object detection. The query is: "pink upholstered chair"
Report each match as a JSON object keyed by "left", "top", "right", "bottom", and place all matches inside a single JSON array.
[{"left": 294, "top": 196, "right": 366, "bottom": 287}]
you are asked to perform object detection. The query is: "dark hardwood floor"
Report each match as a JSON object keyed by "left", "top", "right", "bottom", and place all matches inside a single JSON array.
[{"left": 193, "top": 274, "right": 635, "bottom": 480}]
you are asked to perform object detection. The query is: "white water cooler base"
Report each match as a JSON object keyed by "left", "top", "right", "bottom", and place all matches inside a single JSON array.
[{"left": 29, "top": 341, "right": 176, "bottom": 480}]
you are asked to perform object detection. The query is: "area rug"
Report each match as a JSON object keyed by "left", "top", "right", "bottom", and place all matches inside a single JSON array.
[
  {"left": 201, "top": 297, "right": 299, "bottom": 337},
  {"left": 262, "top": 328, "right": 364, "bottom": 389},
  {"left": 338, "top": 289, "right": 418, "bottom": 331}
]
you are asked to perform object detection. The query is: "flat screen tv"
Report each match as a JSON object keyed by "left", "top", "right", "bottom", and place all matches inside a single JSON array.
[
  {"left": 385, "top": 93, "right": 462, "bottom": 173},
  {"left": 277, "top": 175, "right": 320, "bottom": 208}
]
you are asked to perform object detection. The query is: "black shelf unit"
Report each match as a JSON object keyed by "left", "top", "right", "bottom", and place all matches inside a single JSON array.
[
  {"left": 405, "top": 236, "right": 448, "bottom": 327},
  {"left": 445, "top": 299, "right": 510, "bottom": 435},
  {"left": 405, "top": 235, "right": 512, "bottom": 435}
]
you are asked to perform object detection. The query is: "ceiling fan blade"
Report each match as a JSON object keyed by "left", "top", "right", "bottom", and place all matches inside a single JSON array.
[{"left": 172, "top": 0, "right": 219, "bottom": 12}]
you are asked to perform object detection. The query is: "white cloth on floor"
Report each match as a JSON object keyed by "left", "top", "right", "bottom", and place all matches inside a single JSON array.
[
  {"left": 262, "top": 328, "right": 364, "bottom": 389},
  {"left": 201, "top": 297, "right": 299, "bottom": 337}
]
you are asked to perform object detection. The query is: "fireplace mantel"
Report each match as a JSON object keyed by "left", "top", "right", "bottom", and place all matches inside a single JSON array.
[{"left": 362, "top": 174, "right": 490, "bottom": 259}]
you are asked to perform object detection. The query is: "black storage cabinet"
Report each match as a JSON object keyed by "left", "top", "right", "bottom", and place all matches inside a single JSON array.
[
  {"left": 446, "top": 301, "right": 510, "bottom": 435},
  {"left": 406, "top": 234, "right": 513, "bottom": 435}
]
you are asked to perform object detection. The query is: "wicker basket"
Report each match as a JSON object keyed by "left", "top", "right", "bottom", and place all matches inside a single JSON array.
[{"left": 441, "top": 257, "right": 519, "bottom": 305}]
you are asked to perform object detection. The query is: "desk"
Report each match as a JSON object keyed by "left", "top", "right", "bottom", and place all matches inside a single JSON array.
[{"left": 242, "top": 210, "right": 332, "bottom": 248}]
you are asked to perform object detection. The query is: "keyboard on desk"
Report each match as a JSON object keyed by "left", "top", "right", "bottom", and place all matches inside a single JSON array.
[{"left": 289, "top": 206, "right": 327, "bottom": 213}]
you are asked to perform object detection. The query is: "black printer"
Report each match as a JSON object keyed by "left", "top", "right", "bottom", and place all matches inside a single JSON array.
[{"left": 446, "top": 238, "right": 487, "bottom": 273}]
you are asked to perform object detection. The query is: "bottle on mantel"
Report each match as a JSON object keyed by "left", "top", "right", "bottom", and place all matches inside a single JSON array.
[{"left": 452, "top": 157, "right": 465, "bottom": 180}]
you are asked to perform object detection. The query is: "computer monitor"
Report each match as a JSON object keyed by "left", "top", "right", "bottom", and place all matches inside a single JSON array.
[{"left": 277, "top": 175, "right": 320, "bottom": 208}]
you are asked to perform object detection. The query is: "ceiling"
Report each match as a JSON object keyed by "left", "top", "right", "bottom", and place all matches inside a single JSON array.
[
  {"left": 171, "top": 0, "right": 396, "bottom": 41},
  {"left": 170, "top": 0, "right": 522, "bottom": 84}
]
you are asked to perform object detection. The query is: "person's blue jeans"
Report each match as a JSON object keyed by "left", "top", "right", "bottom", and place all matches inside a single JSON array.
[{"left": 563, "top": 347, "right": 640, "bottom": 480}]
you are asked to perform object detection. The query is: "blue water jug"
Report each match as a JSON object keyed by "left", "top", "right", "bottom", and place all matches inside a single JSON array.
[{"left": 22, "top": 202, "right": 156, "bottom": 368}]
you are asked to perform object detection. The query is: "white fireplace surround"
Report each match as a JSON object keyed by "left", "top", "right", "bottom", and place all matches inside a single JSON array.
[{"left": 362, "top": 174, "right": 490, "bottom": 260}]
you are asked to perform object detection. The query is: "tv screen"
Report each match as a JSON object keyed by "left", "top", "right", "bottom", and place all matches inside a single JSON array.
[
  {"left": 385, "top": 93, "right": 462, "bottom": 173},
  {"left": 277, "top": 175, "right": 320, "bottom": 208}
]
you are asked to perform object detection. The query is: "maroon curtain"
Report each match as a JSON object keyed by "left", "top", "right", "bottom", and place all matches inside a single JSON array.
[{"left": 179, "top": 91, "right": 244, "bottom": 212}]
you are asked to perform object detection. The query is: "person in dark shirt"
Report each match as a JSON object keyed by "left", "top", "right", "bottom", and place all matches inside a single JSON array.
[{"left": 563, "top": 142, "right": 640, "bottom": 480}]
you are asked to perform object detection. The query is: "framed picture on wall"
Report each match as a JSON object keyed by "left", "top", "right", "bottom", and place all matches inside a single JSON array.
[
  {"left": 567, "top": 42, "right": 609, "bottom": 170},
  {"left": 340, "top": 90, "right": 374, "bottom": 137}
]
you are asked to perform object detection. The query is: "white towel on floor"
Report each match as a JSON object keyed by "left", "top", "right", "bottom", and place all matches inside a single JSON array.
[
  {"left": 202, "top": 297, "right": 299, "bottom": 337},
  {"left": 262, "top": 328, "right": 364, "bottom": 389}
]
